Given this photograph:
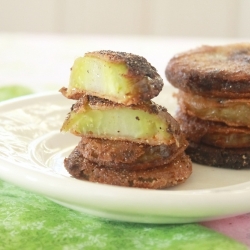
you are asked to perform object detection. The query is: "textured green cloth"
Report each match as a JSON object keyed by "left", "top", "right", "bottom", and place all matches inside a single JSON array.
[
  {"left": 0, "top": 86, "right": 247, "bottom": 250},
  {"left": 0, "top": 180, "right": 247, "bottom": 250},
  {"left": 0, "top": 85, "right": 33, "bottom": 101}
]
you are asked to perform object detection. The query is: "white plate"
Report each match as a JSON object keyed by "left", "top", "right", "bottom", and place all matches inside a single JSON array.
[{"left": 0, "top": 86, "right": 250, "bottom": 224}]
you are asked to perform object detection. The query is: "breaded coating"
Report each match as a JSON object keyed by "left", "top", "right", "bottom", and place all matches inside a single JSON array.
[
  {"left": 64, "top": 147, "right": 192, "bottom": 189},
  {"left": 176, "top": 111, "right": 250, "bottom": 149},
  {"left": 77, "top": 136, "right": 188, "bottom": 170},
  {"left": 165, "top": 43, "right": 250, "bottom": 98},
  {"left": 186, "top": 141, "right": 250, "bottom": 169}
]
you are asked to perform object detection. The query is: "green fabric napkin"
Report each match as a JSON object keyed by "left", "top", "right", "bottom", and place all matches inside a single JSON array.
[
  {"left": 0, "top": 180, "right": 247, "bottom": 250},
  {"left": 0, "top": 86, "right": 247, "bottom": 250},
  {"left": 0, "top": 85, "right": 33, "bottom": 101}
]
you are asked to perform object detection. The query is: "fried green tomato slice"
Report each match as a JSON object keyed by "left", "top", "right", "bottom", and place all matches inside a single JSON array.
[
  {"left": 176, "top": 111, "right": 250, "bottom": 148},
  {"left": 165, "top": 43, "right": 250, "bottom": 98},
  {"left": 77, "top": 136, "right": 188, "bottom": 170},
  {"left": 177, "top": 91, "right": 250, "bottom": 128},
  {"left": 186, "top": 141, "right": 250, "bottom": 169},
  {"left": 64, "top": 147, "right": 192, "bottom": 189},
  {"left": 61, "top": 95, "right": 181, "bottom": 146},
  {"left": 60, "top": 50, "right": 163, "bottom": 105}
]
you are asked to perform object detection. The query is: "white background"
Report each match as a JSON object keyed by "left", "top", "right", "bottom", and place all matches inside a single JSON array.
[{"left": 0, "top": 0, "right": 250, "bottom": 38}]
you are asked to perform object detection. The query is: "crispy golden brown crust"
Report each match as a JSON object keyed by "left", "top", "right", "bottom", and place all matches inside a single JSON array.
[
  {"left": 176, "top": 90, "right": 250, "bottom": 128},
  {"left": 165, "top": 43, "right": 250, "bottom": 98},
  {"left": 60, "top": 50, "right": 164, "bottom": 105},
  {"left": 176, "top": 111, "right": 214, "bottom": 143},
  {"left": 73, "top": 94, "right": 166, "bottom": 115},
  {"left": 176, "top": 111, "right": 250, "bottom": 148},
  {"left": 77, "top": 136, "right": 188, "bottom": 170},
  {"left": 64, "top": 147, "right": 192, "bottom": 189},
  {"left": 60, "top": 87, "right": 83, "bottom": 100},
  {"left": 88, "top": 50, "right": 160, "bottom": 81},
  {"left": 186, "top": 141, "right": 250, "bottom": 169},
  {"left": 72, "top": 94, "right": 155, "bottom": 113}
]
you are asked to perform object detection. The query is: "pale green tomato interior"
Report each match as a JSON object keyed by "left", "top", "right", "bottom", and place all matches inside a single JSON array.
[
  {"left": 62, "top": 108, "right": 172, "bottom": 144},
  {"left": 69, "top": 57, "right": 133, "bottom": 99}
]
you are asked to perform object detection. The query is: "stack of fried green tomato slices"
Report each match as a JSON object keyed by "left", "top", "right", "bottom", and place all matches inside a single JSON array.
[
  {"left": 165, "top": 43, "right": 250, "bottom": 169},
  {"left": 60, "top": 50, "right": 192, "bottom": 189}
]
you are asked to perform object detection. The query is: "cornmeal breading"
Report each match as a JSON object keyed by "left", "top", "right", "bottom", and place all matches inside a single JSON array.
[
  {"left": 166, "top": 43, "right": 250, "bottom": 98},
  {"left": 64, "top": 147, "right": 192, "bottom": 189}
]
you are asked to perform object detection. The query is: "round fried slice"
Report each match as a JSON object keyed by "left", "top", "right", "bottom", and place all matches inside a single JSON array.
[
  {"left": 177, "top": 90, "right": 250, "bottom": 128},
  {"left": 61, "top": 95, "right": 182, "bottom": 146},
  {"left": 186, "top": 141, "right": 250, "bottom": 169},
  {"left": 60, "top": 50, "right": 163, "bottom": 105},
  {"left": 64, "top": 147, "right": 192, "bottom": 189},
  {"left": 165, "top": 43, "right": 250, "bottom": 98},
  {"left": 176, "top": 111, "right": 250, "bottom": 148},
  {"left": 77, "top": 136, "right": 188, "bottom": 170}
]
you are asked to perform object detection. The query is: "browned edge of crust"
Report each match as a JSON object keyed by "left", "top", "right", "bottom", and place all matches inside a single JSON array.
[
  {"left": 165, "top": 44, "right": 250, "bottom": 98},
  {"left": 87, "top": 50, "right": 161, "bottom": 82},
  {"left": 64, "top": 147, "right": 192, "bottom": 189},
  {"left": 74, "top": 94, "right": 178, "bottom": 123},
  {"left": 186, "top": 141, "right": 250, "bottom": 169},
  {"left": 77, "top": 136, "right": 188, "bottom": 170},
  {"left": 175, "top": 110, "right": 250, "bottom": 145}
]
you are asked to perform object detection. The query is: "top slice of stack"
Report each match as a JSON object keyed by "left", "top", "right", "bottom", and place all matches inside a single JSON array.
[{"left": 60, "top": 50, "right": 163, "bottom": 105}]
